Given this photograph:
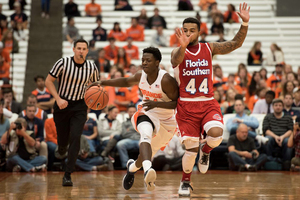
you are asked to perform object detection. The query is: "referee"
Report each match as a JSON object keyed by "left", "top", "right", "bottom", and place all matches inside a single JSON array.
[{"left": 45, "top": 39, "right": 100, "bottom": 186}]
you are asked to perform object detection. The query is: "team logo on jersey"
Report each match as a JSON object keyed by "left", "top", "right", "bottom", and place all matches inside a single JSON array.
[
  {"left": 186, "top": 59, "right": 208, "bottom": 67},
  {"left": 212, "top": 114, "right": 222, "bottom": 121}
]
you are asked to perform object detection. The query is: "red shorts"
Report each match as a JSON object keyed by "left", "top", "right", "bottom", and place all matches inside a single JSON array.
[{"left": 176, "top": 98, "right": 223, "bottom": 140}]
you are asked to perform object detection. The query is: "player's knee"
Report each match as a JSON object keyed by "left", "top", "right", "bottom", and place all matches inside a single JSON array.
[
  {"left": 183, "top": 139, "right": 200, "bottom": 151},
  {"left": 182, "top": 151, "right": 197, "bottom": 174},
  {"left": 205, "top": 122, "right": 223, "bottom": 137},
  {"left": 206, "top": 135, "right": 223, "bottom": 148}
]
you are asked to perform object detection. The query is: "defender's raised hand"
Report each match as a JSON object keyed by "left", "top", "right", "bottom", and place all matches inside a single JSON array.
[
  {"left": 237, "top": 2, "right": 250, "bottom": 22},
  {"left": 175, "top": 28, "right": 193, "bottom": 48}
]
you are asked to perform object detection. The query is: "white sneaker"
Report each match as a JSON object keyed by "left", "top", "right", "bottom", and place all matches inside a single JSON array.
[
  {"left": 198, "top": 143, "right": 210, "bottom": 174},
  {"left": 144, "top": 168, "right": 156, "bottom": 191},
  {"left": 256, "top": 135, "right": 269, "bottom": 145},
  {"left": 178, "top": 181, "right": 193, "bottom": 197}
]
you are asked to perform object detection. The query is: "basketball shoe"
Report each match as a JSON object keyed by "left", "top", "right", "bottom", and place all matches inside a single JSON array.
[
  {"left": 144, "top": 168, "right": 156, "bottom": 191},
  {"left": 122, "top": 159, "right": 136, "bottom": 190},
  {"left": 178, "top": 181, "right": 193, "bottom": 197},
  {"left": 198, "top": 143, "right": 210, "bottom": 174}
]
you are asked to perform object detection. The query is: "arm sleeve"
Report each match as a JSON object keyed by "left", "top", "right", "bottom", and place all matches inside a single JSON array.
[
  {"left": 243, "top": 116, "right": 259, "bottom": 129},
  {"left": 49, "top": 58, "right": 63, "bottom": 78},
  {"left": 262, "top": 115, "right": 270, "bottom": 136}
]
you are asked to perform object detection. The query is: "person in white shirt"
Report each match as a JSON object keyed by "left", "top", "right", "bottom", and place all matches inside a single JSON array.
[{"left": 252, "top": 90, "right": 275, "bottom": 114}]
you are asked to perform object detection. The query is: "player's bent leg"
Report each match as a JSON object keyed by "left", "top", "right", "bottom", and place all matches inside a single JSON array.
[
  {"left": 178, "top": 140, "right": 199, "bottom": 197},
  {"left": 199, "top": 125, "right": 223, "bottom": 174}
]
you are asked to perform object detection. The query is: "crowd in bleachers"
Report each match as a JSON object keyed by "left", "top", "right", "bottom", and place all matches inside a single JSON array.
[{"left": 0, "top": 0, "right": 299, "bottom": 173}]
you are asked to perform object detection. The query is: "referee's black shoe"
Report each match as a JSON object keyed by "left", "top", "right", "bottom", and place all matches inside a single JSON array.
[{"left": 62, "top": 173, "right": 73, "bottom": 186}]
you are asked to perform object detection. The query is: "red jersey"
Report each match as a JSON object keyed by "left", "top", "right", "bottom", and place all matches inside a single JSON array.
[{"left": 174, "top": 43, "right": 213, "bottom": 99}]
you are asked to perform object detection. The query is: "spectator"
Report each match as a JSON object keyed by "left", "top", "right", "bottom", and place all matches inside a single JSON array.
[
  {"left": 152, "top": 134, "right": 184, "bottom": 171},
  {"left": 41, "top": 0, "right": 50, "bottom": 19},
  {"left": 195, "top": 12, "right": 208, "bottom": 35},
  {"left": 199, "top": 33, "right": 208, "bottom": 43},
  {"left": 235, "top": 63, "right": 250, "bottom": 95},
  {"left": 208, "top": 2, "right": 223, "bottom": 22},
  {"left": 0, "top": 55, "right": 10, "bottom": 83},
  {"left": 252, "top": 90, "right": 275, "bottom": 114},
  {"left": 2, "top": 89, "right": 22, "bottom": 114},
  {"left": 75, "top": 135, "right": 113, "bottom": 171},
  {"left": 19, "top": 95, "right": 48, "bottom": 123},
  {"left": 63, "top": 17, "right": 81, "bottom": 44},
  {"left": 10, "top": 2, "right": 28, "bottom": 29},
  {"left": 216, "top": 30, "right": 226, "bottom": 42},
  {"left": 94, "top": 48, "right": 111, "bottom": 73},
  {"left": 222, "top": 74, "right": 243, "bottom": 95},
  {"left": 210, "top": 16, "right": 224, "bottom": 35},
  {"left": 82, "top": 108, "right": 99, "bottom": 153},
  {"left": 1, "top": 118, "right": 47, "bottom": 172},
  {"left": 0, "top": 101, "right": 10, "bottom": 139},
  {"left": 23, "top": 104, "right": 44, "bottom": 142},
  {"left": 292, "top": 88, "right": 300, "bottom": 107},
  {"left": 226, "top": 94, "right": 249, "bottom": 114},
  {"left": 31, "top": 75, "right": 54, "bottom": 114},
  {"left": 2, "top": 29, "right": 19, "bottom": 53},
  {"left": 150, "top": 25, "right": 167, "bottom": 47},
  {"left": 123, "top": 37, "right": 139, "bottom": 60},
  {"left": 169, "top": 28, "right": 180, "bottom": 47},
  {"left": 247, "top": 41, "right": 263, "bottom": 66},
  {"left": 223, "top": 4, "right": 239, "bottom": 23},
  {"left": 0, "top": 42, "right": 10, "bottom": 64},
  {"left": 101, "top": 105, "right": 140, "bottom": 168},
  {"left": 9, "top": 0, "right": 27, "bottom": 11},
  {"left": 263, "top": 99, "right": 293, "bottom": 169},
  {"left": 267, "top": 63, "right": 283, "bottom": 91},
  {"left": 283, "top": 94, "right": 300, "bottom": 120},
  {"left": 147, "top": 8, "right": 167, "bottom": 29},
  {"left": 259, "top": 67, "right": 268, "bottom": 81},
  {"left": 212, "top": 64, "right": 227, "bottom": 89},
  {"left": 278, "top": 81, "right": 295, "bottom": 99},
  {"left": 265, "top": 43, "right": 284, "bottom": 66},
  {"left": 198, "top": 0, "right": 215, "bottom": 11},
  {"left": 178, "top": 0, "right": 194, "bottom": 11},
  {"left": 104, "top": 37, "right": 119, "bottom": 60},
  {"left": 142, "top": 0, "right": 156, "bottom": 5},
  {"left": 93, "top": 17, "right": 107, "bottom": 41},
  {"left": 64, "top": 0, "right": 80, "bottom": 17},
  {"left": 85, "top": 0, "right": 102, "bottom": 17},
  {"left": 13, "top": 22, "right": 27, "bottom": 41},
  {"left": 0, "top": 19, "right": 8, "bottom": 40},
  {"left": 126, "top": 17, "right": 144, "bottom": 41},
  {"left": 226, "top": 99, "right": 269, "bottom": 145},
  {"left": 213, "top": 90, "right": 222, "bottom": 105},
  {"left": 221, "top": 88, "right": 236, "bottom": 114},
  {"left": 98, "top": 105, "right": 122, "bottom": 151},
  {"left": 137, "top": 8, "right": 148, "bottom": 28},
  {"left": 288, "top": 117, "right": 300, "bottom": 171},
  {"left": 86, "top": 39, "right": 98, "bottom": 60},
  {"left": 108, "top": 22, "right": 126, "bottom": 41},
  {"left": 227, "top": 124, "right": 268, "bottom": 171},
  {"left": 44, "top": 112, "right": 57, "bottom": 170},
  {"left": 246, "top": 71, "right": 262, "bottom": 104},
  {"left": 114, "top": 0, "right": 133, "bottom": 11},
  {"left": 248, "top": 87, "right": 267, "bottom": 112}
]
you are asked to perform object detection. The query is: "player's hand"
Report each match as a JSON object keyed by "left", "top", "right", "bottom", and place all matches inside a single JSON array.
[
  {"left": 57, "top": 98, "right": 68, "bottom": 110},
  {"left": 237, "top": 2, "right": 250, "bottom": 22},
  {"left": 86, "top": 81, "right": 101, "bottom": 90},
  {"left": 175, "top": 27, "right": 193, "bottom": 48},
  {"left": 142, "top": 100, "right": 157, "bottom": 111}
]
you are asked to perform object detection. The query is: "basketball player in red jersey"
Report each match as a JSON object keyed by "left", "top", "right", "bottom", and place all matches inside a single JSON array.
[
  {"left": 95, "top": 47, "right": 179, "bottom": 191},
  {"left": 171, "top": 3, "right": 250, "bottom": 197}
]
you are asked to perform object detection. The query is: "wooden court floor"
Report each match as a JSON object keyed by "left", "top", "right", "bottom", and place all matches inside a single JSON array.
[{"left": 0, "top": 170, "right": 299, "bottom": 200}]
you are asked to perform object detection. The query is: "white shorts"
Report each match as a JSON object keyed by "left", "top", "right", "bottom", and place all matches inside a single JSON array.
[{"left": 131, "top": 108, "right": 176, "bottom": 157}]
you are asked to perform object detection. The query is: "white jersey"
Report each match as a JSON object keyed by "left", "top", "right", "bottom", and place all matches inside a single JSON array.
[{"left": 138, "top": 69, "right": 174, "bottom": 119}]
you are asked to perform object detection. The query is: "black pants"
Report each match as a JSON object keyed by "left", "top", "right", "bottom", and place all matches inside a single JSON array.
[{"left": 53, "top": 100, "right": 87, "bottom": 174}]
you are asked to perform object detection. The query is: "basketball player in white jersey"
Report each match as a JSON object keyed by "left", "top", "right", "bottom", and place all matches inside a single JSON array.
[
  {"left": 171, "top": 3, "right": 250, "bottom": 196},
  {"left": 98, "top": 47, "right": 179, "bottom": 191}
]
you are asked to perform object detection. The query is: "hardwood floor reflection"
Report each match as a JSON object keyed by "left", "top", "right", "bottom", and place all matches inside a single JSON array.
[{"left": 0, "top": 170, "right": 299, "bottom": 199}]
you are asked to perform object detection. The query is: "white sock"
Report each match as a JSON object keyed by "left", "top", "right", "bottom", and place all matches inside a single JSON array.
[
  {"left": 129, "top": 161, "right": 140, "bottom": 173},
  {"left": 245, "top": 164, "right": 250, "bottom": 169},
  {"left": 142, "top": 160, "right": 152, "bottom": 173}
]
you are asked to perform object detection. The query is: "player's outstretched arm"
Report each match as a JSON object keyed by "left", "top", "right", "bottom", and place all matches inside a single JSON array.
[
  {"left": 101, "top": 72, "right": 142, "bottom": 87},
  {"left": 209, "top": 2, "right": 250, "bottom": 56}
]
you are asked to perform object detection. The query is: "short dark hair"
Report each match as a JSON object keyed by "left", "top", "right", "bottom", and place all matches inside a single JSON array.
[
  {"left": 74, "top": 39, "right": 88, "bottom": 48},
  {"left": 234, "top": 94, "right": 244, "bottom": 100},
  {"left": 183, "top": 17, "right": 200, "bottom": 31},
  {"left": 143, "top": 47, "right": 162, "bottom": 62},
  {"left": 34, "top": 75, "right": 44, "bottom": 82},
  {"left": 272, "top": 98, "right": 283, "bottom": 106},
  {"left": 127, "top": 103, "right": 136, "bottom": 110},
  {"left": 67, "top": 16, "right": 73, "bottom": 23},
  {"left": 266, "top": 90, "right": 275, "bottom": 98}
]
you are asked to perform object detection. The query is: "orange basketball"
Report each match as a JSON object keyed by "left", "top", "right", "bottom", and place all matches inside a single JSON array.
[{"left": 84, "top": 86, "right": 109, "bottom": 110}]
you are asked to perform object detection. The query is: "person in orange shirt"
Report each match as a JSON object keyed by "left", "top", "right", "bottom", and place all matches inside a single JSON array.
[
  {"left": 222, "top": 74, "right": 243, "bottom": 94},
  {"left": 196, "top": 12, "right": 208, "bottom": 35},
  {"left": 245, "top": 71, "right": 261, "bottom": 104},
  {"left": 223, "top": 4, "right": 239, "bottom": 23},
  {"left": 123, "top": 37, "right": 139, "bottom": 60},
  {"left": 114, "top": 48, "right": 131, "bottom": 72},
  {"left": 126, "top": 17, "right": 144, "bottom": 41},
  {"left": 212, "top": 64, "right": 227, "bottom": 89},
  {"left": 198, "top": 0, "right": 215, "bottom": 11},
  {"left": 95, "top": 48, "right": 111, "bottom": 73},
  {"left": 0, "top": 42, "right": 11, "bottom": 64},
  {"left": 1, "top": 29, "right": 18, "bottom": 53},
  {"left": 143, "top": 0, "right": 156, "bottom": 5},
  {"left": 235, "top": 63, "right": 251, "bottom": 96},
  {"left": 267, "top": 63, "right": 283, "bottom": 91},
  {"left": 108, "top": 22, "right": 127, "bottom": 41},
  {"left": 85, "top": 0, "right": 102, "bottom": 17},
  {"left": 104, "top": 37, "right": 119, "bottom": 60},
  {"left": 248, "top": 87, "right": 266, "bottom": 112},
  {"left": 20, "top": 95, "right": 48, "bottom": 123},
  {"left": 0, "top": 55, "right": 10, "bottom": 84}
]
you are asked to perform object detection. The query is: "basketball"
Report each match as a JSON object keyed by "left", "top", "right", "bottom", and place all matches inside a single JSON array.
[{"left": 84, "top": 86, "right": 109, "bottom": 110}]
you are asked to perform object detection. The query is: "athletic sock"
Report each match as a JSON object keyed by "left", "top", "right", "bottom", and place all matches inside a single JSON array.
[
  {"left": 129, "top": 161, "right": 140, "bottom": 173},
  {"left": 142, "top": 160, "right": 152, "bottom": 173},
  {"left": 181, "top": 171, "right": 192, "bottom": 182}
]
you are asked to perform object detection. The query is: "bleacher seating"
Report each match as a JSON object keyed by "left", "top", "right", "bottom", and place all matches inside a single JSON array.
[{"left": 0, "top": 0, "right": 31, "bottom": 102}]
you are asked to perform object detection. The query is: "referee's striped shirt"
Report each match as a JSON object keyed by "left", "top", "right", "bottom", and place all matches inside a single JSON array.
[{"left": 49, "top": 56, "right": 100, "bottom": 101}]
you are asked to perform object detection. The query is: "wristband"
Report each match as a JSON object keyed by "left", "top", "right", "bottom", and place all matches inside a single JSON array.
[{"left": 242, "top": 22, "right": 249, "bottom": 26}]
